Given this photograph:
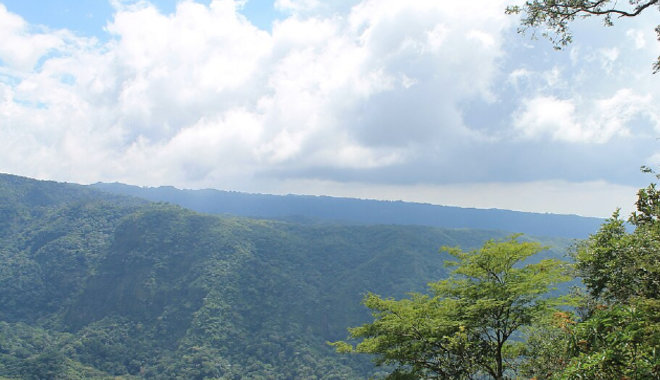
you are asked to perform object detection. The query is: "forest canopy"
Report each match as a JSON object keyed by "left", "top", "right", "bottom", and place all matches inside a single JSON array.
[
  {"left": 336, "top": 180, "right": 660, "bottom": 379},
  {"left": 332, "top": 236, "right": 571, "bottom": 379}
]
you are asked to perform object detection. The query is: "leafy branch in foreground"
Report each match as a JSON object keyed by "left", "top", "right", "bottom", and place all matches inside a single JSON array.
[
  {"left": 559, "top": 181, "right": 660, "bottom": 378},
  {"left": 523, "top": 179, "right": 660, "bottom": 379},
  {"left": 332, "top": 235, "right": 571, "bottom": 379},
  {"left": 506, "top": 0, "right": 660, "bottom": 73}
]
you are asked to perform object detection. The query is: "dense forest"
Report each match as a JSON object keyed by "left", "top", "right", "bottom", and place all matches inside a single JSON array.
[
  {"left": 334, "top": 181, "right": 660, "bottom": 378},
  {"left": 0, "top": 173, "right": 573, "bottom": 379}
]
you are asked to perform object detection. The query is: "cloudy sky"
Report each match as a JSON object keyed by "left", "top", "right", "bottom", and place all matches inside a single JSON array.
[{"left": 1, "top": 0, "right": 659, "bottom": 217}]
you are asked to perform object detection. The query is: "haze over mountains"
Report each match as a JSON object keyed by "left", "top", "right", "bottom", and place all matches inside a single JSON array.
[
  {"left": 92, "top": 182, "right": 604, "bottom": 239},
  {"left": 0, "top": 173, "right": 588, "bottom": 378}
]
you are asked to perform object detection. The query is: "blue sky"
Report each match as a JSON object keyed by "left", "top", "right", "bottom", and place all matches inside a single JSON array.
[
  {"left": 1, "top": 0, "right": 279, "bottom": 36},
  {"left": 1, "top": 0, "right": 659, "bottom": 217}
]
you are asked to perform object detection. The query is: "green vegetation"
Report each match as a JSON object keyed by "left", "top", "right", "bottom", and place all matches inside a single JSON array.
[
  {"left": 337, "top": 180, "right": 660, "bottom": 379},
  {"left": 4, "top": 174, "right": 571, "bottom": 378},
  {"left": 522, "top": 182, "right": 660, "bottom": 379},
  {"left": 333, "top": 236, "right": 571, "bottom": 379},
  {"left": 10, "top": 172, "right": 659, "bottom": 379}
]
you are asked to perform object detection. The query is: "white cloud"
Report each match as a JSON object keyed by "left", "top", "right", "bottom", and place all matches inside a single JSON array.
[
  {"left": 0, "top": 0, "right": 658, "bottom": 217},
  {"left": 600, "top": 47, "right": 619, "bottom": 62},
  {"left": 543, "top": 66, "right": 562, "bottom": 87},
  {"left": 626, "top": 29, "right": 646, "bottom": 49},
  {"left": 507, "top": 68, "right": 530, "bottom": 88},
  {"left": 513, "top": 96, "right": 582, "bottom": 142},
  {"left": 274, "top": 0, "right": 321, "bottom": 13},
  {"left": 599, "top": 47, "right": 620, "bottom": 73},
  {"left": 0, "top": 4, "right": 64, "bottom": 70},
  {"left": 513, "top": 89, "right": 658, "bottom": 143},
  {"left": 0, "top": 0, "right": 513, "bottom": 188}
]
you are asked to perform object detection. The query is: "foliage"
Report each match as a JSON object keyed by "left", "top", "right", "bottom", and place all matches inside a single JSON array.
[
  {"left": 1, "top": 174, "right": 576, "bottom": 378},
  {"left": 333, "top": 236, "right": 570, "bottom": 379},
  {"left": 518, "top": 311, "right": 575, "bottom": 379},
  {"left": 573, "top": 183, "right": 660, "bottom": 303},
  {"left": 561, "top": 300, "right": 660, "bottom": 379},
  {"left": 562, "top": 182, "right": 660, "bottom": 378},
  {"left": 0, "top": 322, "right": 117, "bottom": 380},
  {"left": 506, "top": 0, "right": 660, "bottom": 73},
  {"left": 521, "top": 181, "right": 660, "bottom": 379}
]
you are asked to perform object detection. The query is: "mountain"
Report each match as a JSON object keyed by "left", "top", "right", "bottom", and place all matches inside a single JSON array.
[
  {"left": 91, "top": 182, "right": 603, "bottom": 239},
  {"left": 0, "top": 174, "right": 575, "bottom": 379}
]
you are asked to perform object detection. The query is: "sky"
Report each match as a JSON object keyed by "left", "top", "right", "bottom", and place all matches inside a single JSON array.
[{"left": 1, "top": 0, "right": 659, "bottom": 217}]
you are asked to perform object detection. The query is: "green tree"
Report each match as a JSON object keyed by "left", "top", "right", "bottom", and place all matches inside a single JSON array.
[
  {"left": 518, "top": 311, "right": 576, "bottom": 379},
  {"left": 520, "top": 180, "right": 660, "bottom": 379},
  {"left": 558, "top": 182, "right": 660, "bottom": 378},
  {"left": 506, "top": 0, "right": 660, "bottom": 73},
  {"left": 573, "top": 181, "right": 660, "bottom": 306},
  {"left": 333, "top": 236, "right": 570, "bottom": 379},
  {"left": 20, "top": 350, "right": 66, "bottom": 380}
]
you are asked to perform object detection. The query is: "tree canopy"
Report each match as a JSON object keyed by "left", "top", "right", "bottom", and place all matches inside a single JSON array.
[
  {"left": 336, "top": 179, "right": 660, "bottom": 379},
  {"left": 520, "top": 179, "right": 660, "bottom": 379},
  {"left": 333, "top": 236, "right": 570, "bottom": 379},
  {"left": 561, "top": 181, "right": 660, "bottom": 377},
  {"left": 506, "top": 0, "right": 660, "bottom": 73}
]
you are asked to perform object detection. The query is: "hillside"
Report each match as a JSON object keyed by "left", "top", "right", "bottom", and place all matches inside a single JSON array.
[
  {"left": 0, "top": 174, "right": 574, "bottom": 379},
  {"left": 91, "top": 182, "right": 603, "bottom": 239}
]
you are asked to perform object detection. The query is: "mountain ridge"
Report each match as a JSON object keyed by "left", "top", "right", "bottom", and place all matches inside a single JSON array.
[{"left": 91, "top": 181, "right": 603, "bottom": 239}]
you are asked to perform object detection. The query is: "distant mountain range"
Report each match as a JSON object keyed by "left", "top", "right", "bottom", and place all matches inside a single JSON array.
[{"left": 91, "top": 182, "right": 604, "bottom": 239}]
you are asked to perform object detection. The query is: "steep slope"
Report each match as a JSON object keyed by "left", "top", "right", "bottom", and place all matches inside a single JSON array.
[
  {"left": 0, "top": 174, "right": 142, "bottom": 239},
  {"left": 0, "top": 174, "right": 575, "bottom": 378},
  {"left": 91, "top": 182, "right": 603, "bottom": 239}
]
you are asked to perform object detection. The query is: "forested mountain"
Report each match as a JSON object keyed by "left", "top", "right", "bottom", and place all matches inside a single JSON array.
[
  {"left": 0, "top": 174, "right": 572, "bottom": 379},
  {"left": 91, "top": 182, "right": 603, "bottom": 239}
]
